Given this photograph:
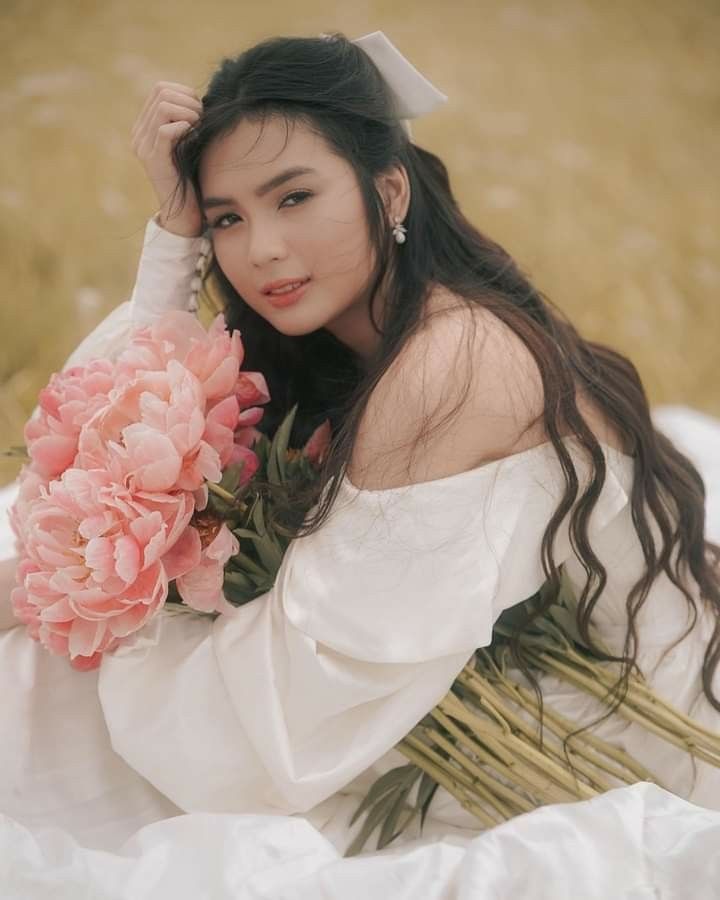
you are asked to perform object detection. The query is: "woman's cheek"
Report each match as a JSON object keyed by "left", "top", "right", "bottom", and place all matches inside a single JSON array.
[
  {"left": 212, "top": 235, "right": 239, "bottom": 272},
  {"left": 212, "top": 243, "right": 247, "bottom": 296}
]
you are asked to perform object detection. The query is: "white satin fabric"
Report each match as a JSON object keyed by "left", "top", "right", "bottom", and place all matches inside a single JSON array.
[
  {"left": 1, "top": 217, "right": 720, "bottom": 895},
  {"left": 2, "top": 782, "right": 720, "bottom": 899}
]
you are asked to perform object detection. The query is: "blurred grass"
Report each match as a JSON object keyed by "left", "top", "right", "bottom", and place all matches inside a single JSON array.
[{"left": 1, "top": 0, "right": 718, "bottom": 486}]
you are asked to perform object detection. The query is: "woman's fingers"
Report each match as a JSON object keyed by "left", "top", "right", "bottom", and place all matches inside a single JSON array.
[
  {"left": 137, "top": 81, "right": 201, "bottom": 121},
  {"left": 131, "top": 81, "right": 205, "bottom": 236},
  {"left": 136, "top": 101, "right": 199, "bottom": 158},
  {"left": 154, "top": 120, "right": 194, "bottom": 151},
  {"left": 131, "top": 89, "right": 202, "bottom": 143}
]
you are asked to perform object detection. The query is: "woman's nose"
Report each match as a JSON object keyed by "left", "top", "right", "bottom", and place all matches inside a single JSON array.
[{"left": 248, "top": 223, "right": 288, "bottom": 268}]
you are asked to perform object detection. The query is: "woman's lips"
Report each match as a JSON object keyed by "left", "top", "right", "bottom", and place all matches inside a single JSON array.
[{"left": 266, "top": 279, "right": 311, "bottom": 308}]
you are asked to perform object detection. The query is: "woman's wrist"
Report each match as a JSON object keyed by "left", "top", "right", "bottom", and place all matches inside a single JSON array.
[
  {"left": 130, "top": 215, "right": 211, "bottom": 325},
  {"left": 152, "top": 211, "right": 205, "bottom": 240},
  {"left": 155, "top": 209, "right": 205, "bottom": 238}
]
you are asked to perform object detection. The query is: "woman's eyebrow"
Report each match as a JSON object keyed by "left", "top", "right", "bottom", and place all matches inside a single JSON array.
[{"left": 202, "top": 165, "right": 319, "bottom": 210}]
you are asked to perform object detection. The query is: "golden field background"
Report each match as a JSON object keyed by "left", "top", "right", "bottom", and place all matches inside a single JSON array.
[{"left": 1, "top": 0, "right": 718, "bottom": 486}]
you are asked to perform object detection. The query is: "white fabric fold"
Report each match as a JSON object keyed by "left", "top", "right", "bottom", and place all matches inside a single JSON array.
[
  {"left": 95, "top": 430, "right": 635, "bottom": 817},
  {"left": 284, "top": 444, "right": 632, "bottom": 664},
  {"left": 2, "top": 783, "right": 720, "bottom": 898}
]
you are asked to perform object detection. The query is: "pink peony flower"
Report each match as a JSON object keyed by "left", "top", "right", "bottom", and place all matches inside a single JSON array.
[
  {"left": 227, "top": 443, "right": 260, "bottom": 483},
  {"left": 77, "top": 362, "right": 220, "bottom": 493},
  {"left": 12, "top": 466, "right": 194, "bottom": 669},
  {"left": 10, "top": 308, "right": 276, "bottom": 667},
  {"left": 232, "top": 405, "right": 266, "bottom": 461},
  {"left": 207, "top": 402, "right": 263, "bottom": 480},
  {"left": 204, "top": 395, "right": 242, "bottom": 469},
  {"left": 114, "top": 312, "right": 234, "bottom": 381},
  {"left": 234, "top": 371, "right": 270, "bottom": 408},
  {"left": 114, "top": 310, "right": 270, "bottom": 407},
  {"left": 8, "top": 465, "right": 50, "bottom": 556},
  {"left": 76, "top": 312, "right": 269, "bottom": 496},
  {"left": 162, "top": 512, "right": 239, "bottom": 614},
  {"left": 23, "top": 359, "right": 115, "bottom": 477}
]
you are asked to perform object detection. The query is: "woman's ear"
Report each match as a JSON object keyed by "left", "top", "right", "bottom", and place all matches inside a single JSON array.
[{"left": 376, "top": 163, "right": 410, "bottom": 222}]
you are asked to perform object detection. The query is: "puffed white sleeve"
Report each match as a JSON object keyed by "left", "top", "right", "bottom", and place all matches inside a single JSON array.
[
  {"left": 96, "top": 441, "right": 631, "bottom": 815},
  {"left": 60, "top": 215, "right": 208, "bottom": 371}
]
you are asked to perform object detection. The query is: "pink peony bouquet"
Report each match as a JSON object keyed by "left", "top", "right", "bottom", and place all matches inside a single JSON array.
[{"left": 8, "top": 311, "right": 329, "bottom": 671}]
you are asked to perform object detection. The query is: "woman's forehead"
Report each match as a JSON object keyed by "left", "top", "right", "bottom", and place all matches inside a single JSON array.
[{"left": 199, "top": 117, "right": 333, "bottom": 187}]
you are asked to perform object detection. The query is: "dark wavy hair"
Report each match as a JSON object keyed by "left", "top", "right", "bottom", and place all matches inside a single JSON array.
[{"left": 169, "top": 32, "right": 720, "bottom": 743}]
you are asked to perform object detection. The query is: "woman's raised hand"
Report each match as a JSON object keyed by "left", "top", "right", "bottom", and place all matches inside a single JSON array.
[{"left": 131, "top": 81, "right": 204, "bottom": 237}]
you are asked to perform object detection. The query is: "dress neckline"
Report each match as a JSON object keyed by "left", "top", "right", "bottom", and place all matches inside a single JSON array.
[{"left": 340, "top": 435, "right": 634, "bottom": 497}]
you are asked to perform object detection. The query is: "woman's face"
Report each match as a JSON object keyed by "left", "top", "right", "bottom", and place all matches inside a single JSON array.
[{"left": 198, "top": 116, "right": 383, "bottom": 359}]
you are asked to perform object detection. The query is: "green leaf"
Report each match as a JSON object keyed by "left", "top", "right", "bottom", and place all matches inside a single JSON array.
[
  {"left": 227, "top": 560, "right": 268, "bottom": 587},
  {"left": 347, "top": 765, "right": 414, "bottom": 827},
  {"left": 377, "top": 786, "right": 415, "bottom": 850},
  {"left": 223, "top": 569, "right": 268, "bottom": 605},
  {"left": 251, "top": 494, "right": 267, "bottom": 535},
  {"left": 219, "top": 462, "right": 242, "bottom": 494},
  {"left": 267, "top": 456, "right": 280, "bottom": 487},
  {"left": 533, "top": 616, "right": 571, "bottom": 647},
  {"left": 492, "top": 622, "right": 544, "bottom": 644},
  {"left": 344, "top": 790, "right": 402, "bottom": 857},
  {"left": 250, "top": 501, "right": 283, "bottom": 572},
  {"left": 267, "top": 405, "right": 298, "bottom": 485},
  {"left": 557, "top": 565, "right": 578, "bottom": 601},
  {"left": 253, "top": 435, "right": 270, "bottom": 474},
  {"left": 243, "top": 569, "right": 271, "bottom": 588},
  {"left": 229, "top": 549, "right": 269, "bottom": 580},
  {"left": 232, "top": 527, "right": 263, "bottom": 542},
  {"left": 417, "top": 771, "right": 439, "bottom": 831},
  {"left": 222, "top": 580, "right": 256, "bottom": 606},
  {"left": 224, "top": 571, "right": 256, "bottom": 591},
  {"left": 249, "top": 534, "right": 282, "bottom": 574},
  {"left": 547, "top": 604, "right": 586, "bottom": 647}
]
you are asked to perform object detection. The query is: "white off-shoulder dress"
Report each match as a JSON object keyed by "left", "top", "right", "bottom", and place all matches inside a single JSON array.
[{"left": 1, "top": 216, "right": 720, "bottom": 898}]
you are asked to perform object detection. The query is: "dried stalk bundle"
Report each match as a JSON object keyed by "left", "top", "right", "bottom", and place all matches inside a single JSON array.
[{"left": 345, "top": 575, "right": 720, "bottom": 857}]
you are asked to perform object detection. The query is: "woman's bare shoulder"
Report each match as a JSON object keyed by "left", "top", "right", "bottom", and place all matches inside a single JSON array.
[
  {"left": 347, "top": 284, "right": 630, "bottom": 490},
  {"left": 420, "top": 285, "right": 548, "bottom": 450},
  {"left": 421, "top": 284, "right": 628, "bottom": 457},
  {"left": 346, "top": 286, "right": 547, "bottom": 490}
]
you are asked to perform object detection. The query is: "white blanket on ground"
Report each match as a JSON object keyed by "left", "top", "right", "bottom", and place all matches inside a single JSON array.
[{"left": 1, "top": 782, "right": 719, "bottom": 899}]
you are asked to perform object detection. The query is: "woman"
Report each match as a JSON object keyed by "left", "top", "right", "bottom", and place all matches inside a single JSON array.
[{"left": 1, "top": 30, "right": 720, "bottom": 884}]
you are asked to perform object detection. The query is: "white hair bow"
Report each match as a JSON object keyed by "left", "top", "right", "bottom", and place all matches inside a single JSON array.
[{"left": 319, "top": 30, "right": 448, "bottom": 139}]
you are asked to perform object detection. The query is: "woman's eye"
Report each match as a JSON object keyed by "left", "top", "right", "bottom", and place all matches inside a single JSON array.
[
  {"left": 210, "top": 212, "right": 239, "bottom": 230},
  {"left": 210, "top": 191, "right": 312, "bottom": 230},
  {"left": 280, "top": 190, "right": 312, "bottom": 208}
]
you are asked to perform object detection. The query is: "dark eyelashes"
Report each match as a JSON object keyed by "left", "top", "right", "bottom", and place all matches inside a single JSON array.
[
  {"left": 209, "top": 190, "right": 313, "bottom": 230},
  {"left": 283, "top": 189, "right": 312, "bottom": 206}
]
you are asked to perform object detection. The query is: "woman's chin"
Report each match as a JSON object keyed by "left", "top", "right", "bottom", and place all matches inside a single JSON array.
[{"left": 265, "top": 312, "right": 329, "bottom": 337}]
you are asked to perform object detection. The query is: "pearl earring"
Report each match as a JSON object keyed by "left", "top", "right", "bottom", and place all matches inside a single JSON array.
[{"left": 391, "top": 216, "right": 407, "bottom": 245}]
